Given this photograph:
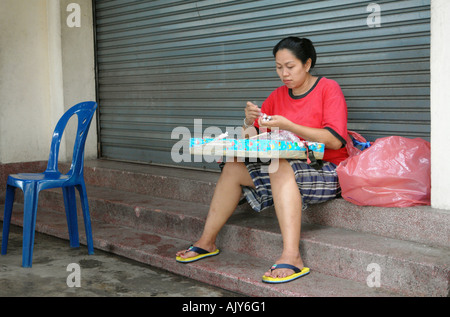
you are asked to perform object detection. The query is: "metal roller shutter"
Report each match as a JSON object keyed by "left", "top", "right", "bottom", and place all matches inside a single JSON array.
[{"left": 94, "top": 0, "right": 430, "bottom": 169}]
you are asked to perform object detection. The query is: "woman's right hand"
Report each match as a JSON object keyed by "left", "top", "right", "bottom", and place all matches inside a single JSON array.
[{"left": 244, "top": 101, "right": 261, "bottom": 126}]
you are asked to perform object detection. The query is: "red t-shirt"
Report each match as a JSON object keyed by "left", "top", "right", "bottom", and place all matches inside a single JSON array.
[{"left": 254, "top": 77, "right": 349, "bottom": 165}]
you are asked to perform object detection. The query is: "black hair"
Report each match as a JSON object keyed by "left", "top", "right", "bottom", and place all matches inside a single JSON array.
[{"left": 272, "top": 37, "right": 317, "bottom": 69}]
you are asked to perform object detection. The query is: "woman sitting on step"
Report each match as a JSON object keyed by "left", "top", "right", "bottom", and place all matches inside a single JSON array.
[{"left": 176, "top": 36, "right": 349, "bottom": 284}]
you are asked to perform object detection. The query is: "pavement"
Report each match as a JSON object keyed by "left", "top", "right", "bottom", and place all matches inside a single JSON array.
[{"left": 0, "top": 223, "right": 242, "bottom": 297}]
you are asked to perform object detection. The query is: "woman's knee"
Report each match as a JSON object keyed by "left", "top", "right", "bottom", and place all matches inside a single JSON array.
[
  {"left": 222, "top": 160, "right": 254, "bottom": 187},
  {"left": 269, "top": 159, "right": 295, "bottom": 183}
]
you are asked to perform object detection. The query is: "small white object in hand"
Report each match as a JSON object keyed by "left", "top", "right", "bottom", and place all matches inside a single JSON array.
[{"left": 261, "top": 113, "right": 272, "bottom": 122}]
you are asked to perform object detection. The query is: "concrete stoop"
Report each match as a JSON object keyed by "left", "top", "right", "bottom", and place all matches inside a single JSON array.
[{"left": 1, "top": 159, "right": 449, "bottom": 297}]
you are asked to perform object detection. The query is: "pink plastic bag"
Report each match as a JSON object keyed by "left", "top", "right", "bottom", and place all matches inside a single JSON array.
[
  {"left": 336, "top": 136, "right": 431, "bottom": 207},
  {"left": 345, "top": 130, "right": 372, "bottom": 158}
]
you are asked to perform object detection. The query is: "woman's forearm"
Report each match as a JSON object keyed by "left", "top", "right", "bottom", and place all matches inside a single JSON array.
[{"left": 284, "top": 121, "right": 343, "bottom": 150}]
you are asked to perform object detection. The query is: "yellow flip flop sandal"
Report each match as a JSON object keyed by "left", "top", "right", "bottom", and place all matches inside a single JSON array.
[
  {"left": 176, "top": 245, "right": 220, "bottom": 263},
  {"left": 262, "top": 264, "right": 310, "bottom": 284}
]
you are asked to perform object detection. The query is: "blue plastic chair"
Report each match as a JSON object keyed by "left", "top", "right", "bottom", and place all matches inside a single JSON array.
[{"left": 1, "top": 101, "right": 97, "bottom": 267}]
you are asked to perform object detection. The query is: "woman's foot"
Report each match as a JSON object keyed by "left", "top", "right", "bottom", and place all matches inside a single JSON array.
[
  {"left": 263, "top": 253, "right": 304, "bottom": 279},
  {"left": 176, "top": 242, "right": 217, "bottom": 260}
]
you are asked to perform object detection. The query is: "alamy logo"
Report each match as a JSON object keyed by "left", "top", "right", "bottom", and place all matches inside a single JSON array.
[
  {"left": 366, "top": 263, "right": 381, "bottom": 288},
  {"left": 367, "top": 3, "right": 381, "bottom": 28},
  {"left": 66, "top": 263, "right": 81, "bottom": 287},
  {"left": 66, "top": 3, "right": 81, "bottom": 28}
]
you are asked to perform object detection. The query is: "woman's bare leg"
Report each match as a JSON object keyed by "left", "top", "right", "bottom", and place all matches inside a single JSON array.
[
  {"left": 264, "top": 159, "right": 304, "bottom": 278},
  {"left": 176, "top": 159, "right": 254, "bottom": 258}
]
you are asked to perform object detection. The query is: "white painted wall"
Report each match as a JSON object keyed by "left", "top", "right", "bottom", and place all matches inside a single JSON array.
[
  {"left": 60, "top": 0, "right": 97, "bottom": 162},
  {"left": 430, "top": 0, "right": 450, "bottom": 210},
  {"left": 0, "top": 0, "right": 96, "bottom": 164},
  {"left": 0, "top": 0, "right": 53, "bottom": 163}
]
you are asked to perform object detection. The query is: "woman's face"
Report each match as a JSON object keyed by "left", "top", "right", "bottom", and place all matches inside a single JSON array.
[{"left": 275, "top": 49, "right": 311, "bottom": 92}]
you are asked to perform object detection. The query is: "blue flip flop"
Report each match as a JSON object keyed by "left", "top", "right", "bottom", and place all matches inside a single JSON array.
[
  {"left": 176, "top": 245, "right": 220, "bottom": 263},
  {"left": 262, "top": 263, "right": 310, "bottom": 284}
]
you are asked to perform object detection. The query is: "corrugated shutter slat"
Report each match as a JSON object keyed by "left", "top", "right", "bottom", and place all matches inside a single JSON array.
[{"left": 95, "top": 0, "right": 430, "bottom": 168}]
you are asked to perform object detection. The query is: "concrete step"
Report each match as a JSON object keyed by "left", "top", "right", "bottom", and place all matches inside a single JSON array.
[
  {"left": 1, "top": 159, "right": 449, "bottom": 296},
  {"left": 3, "top": 159, "right": 449, "bottom": 248},
  {"left": 78, "top": 160, "right": 450, "bottom": 249},
  {"left": 4, "top": 184, "right": 450, "bottom": 297},
  {"left": 1, "top": 204, "right": 398, "bottom": 297}
]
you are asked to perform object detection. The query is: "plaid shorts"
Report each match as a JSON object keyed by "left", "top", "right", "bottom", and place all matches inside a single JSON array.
[{"left": 242, "top": 159, "right": 341, "bottom": 212}]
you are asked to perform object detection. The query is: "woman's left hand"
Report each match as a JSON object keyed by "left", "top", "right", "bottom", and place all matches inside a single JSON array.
[
  {"left": 258, "top": 115, "right": 292, "bottom": 131},
  {"left": 260, "top": 115, "right": 344, "bottom": 150}
]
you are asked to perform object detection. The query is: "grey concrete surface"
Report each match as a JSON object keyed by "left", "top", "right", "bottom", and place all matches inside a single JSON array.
[{"left": 0, "top": 224, "right": 242, "bottom": 297}]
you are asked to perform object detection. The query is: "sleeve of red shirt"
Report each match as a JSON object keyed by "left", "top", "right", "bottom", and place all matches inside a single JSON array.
[{"left": 321, "top": 79, "right": 348, "bottom": 147}]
